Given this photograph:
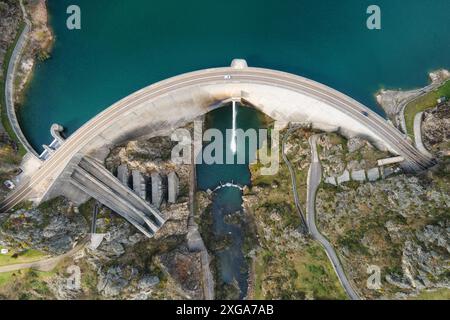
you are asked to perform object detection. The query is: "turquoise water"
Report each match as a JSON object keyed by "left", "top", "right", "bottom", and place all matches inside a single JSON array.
[
  {"left": 196, "top": 104, "right": 265, "bottom": 190},
  {"left": 197, "top": 104, "right": 265, "bottom": 298},
  {"left": 19, "top": 0, "right": 450, "bottom": 151}
]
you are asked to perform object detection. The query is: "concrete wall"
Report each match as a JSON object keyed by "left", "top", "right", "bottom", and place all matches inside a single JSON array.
[
  {"left": 80, "top": 83, "right": 390, "bottom": 162},
  {"left": 20, "top": 63, "right": 431, "bottom": 206}
]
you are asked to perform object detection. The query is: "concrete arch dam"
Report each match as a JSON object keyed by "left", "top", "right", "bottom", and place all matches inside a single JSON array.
[{"left": 1, "top": 60, "right": 435, "bottom": 236}]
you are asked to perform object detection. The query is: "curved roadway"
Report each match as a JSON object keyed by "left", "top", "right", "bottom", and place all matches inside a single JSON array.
[
  {"left": 1, "top": 65, "right": 434, "bottom": 212},
  {"left": 281, "top": 125, "right": 308, "bottom": 233},
  {"left": 4, "top": 0, "right": 36, "bottom": 156},
  {"left": 307, "top": 135, "right": 360, "bottom": 300}
]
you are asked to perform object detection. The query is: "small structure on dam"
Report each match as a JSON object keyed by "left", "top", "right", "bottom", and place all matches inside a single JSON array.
[
  {"left": 117, "top": 164, "right": 129, "bottom": 187},
  {"left": 39, "top": 124, "right": 65, "bottom": 161},
  {"left": 132, "top": 170, "right": 147, "bottom": 200},
  {"left": 151, "top": 172, "right": 163, "bottom": 208},
  {"left": 114, "top": 166, "right": 180, "bottom": 208},
  {"left": 167, "top": 171, "right": 179, "bottom": 204}
]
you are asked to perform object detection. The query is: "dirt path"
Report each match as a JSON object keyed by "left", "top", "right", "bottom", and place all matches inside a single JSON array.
[{"left": 0, "top": 236, "right": 88, "bottom": 273}]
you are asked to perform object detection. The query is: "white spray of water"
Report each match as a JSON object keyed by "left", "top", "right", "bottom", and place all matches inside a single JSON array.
[{"left": 230, "top": 101, "right": 237, "bottom": 154}]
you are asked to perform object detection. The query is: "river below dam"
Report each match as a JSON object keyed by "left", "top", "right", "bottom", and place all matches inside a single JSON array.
[{"left": 197, "top": 104, "right": 266, "bottom": 299}]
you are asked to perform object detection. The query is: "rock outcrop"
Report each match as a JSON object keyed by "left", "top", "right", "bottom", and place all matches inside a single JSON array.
[
  {"left": 315, "top": 131, "right": 450, "bottom": 299},
  {"left": 422, "top": 102, "right": 450, "bottom": 157},
  {"left": 0, "top": 197, "right": 88, "bottom": 254}
]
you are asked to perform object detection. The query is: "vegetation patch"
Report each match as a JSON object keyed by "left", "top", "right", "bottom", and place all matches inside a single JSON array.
[
  {"left": 404, "top": 80, "right": 450, "bottom": 137},
  {"left": 0, "top": 20, "right": 26, "bottom": 156}
]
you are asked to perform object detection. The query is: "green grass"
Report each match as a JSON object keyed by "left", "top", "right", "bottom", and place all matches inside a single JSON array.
[
  {"left": 404, "top": 80, "right": 450, "bottom": 138},
  {"left": 0, "top": 271, "right": 15, "bottom": 286},
  {"left": 292, "top": 242, "right": 348, "bottom": 300},
  {"left": 0, "top": 269, "right": 56, "bottom": 299},
  {"left": 410, "top": 288, "right": 450, "bottom": 300},
  {"left": 253, "top": 255, "right": 265, "bottom": 299},
  {"left": 0, "top": 247, "right": 47, "bottom": 267},
  {"left": 252, "top": 242, "right": 348, "bottom": 300},
  {"left": 0, "top": 20, "right": 26, "bottom": 156}
]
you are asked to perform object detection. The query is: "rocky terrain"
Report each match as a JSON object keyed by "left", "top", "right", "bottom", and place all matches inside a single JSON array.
[
  {"left": 0, "top": 132, "right": 21, "bottom": 201},
  {"left": 318, "top": 134, "right": 389, "bottom": 178},
  {"left": 242, "top": 128, "right": 347, "bottom": 300},
  {"left": 422, "top": 101, "right": 450, "bottom": 157},
  {"left": 376, "top": 69, "right": 450, "bottom": 128},
  {"left": 14, "top": 0, "right": 53, "bottom": 105},
  {"left": 0, "top": 0, "right": 22, "bottom": 200},
  {"left": 315, "top": 133, "right": 450, "bottom": 299},
  {"left": 0, "top": 132, "right": 205, "bottom": 300},
  {"left": 51, "top": 205, "right": 203, "bottom": 300},
  {"left": 0, "top": 1, "right": 21, "bottom": 74},
  {"left": 0, "top": 209, "right": 203, "bottom": 300},
  {"left": 0, "top": 197, "right": 88, "bottom": 254}
]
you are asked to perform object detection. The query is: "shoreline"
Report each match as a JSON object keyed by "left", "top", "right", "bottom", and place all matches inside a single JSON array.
[
  {"left": 15, "top": 0, "right": 54, "bottom": 106},
  {"left": 375, "top": 69, "right": 450, "bottom": 134},
  {"left": 4, "top": 0, "right": 54, "bottom": 158},
  {"left": 8, "top": 1, "right": 449, "bottom": 160}
]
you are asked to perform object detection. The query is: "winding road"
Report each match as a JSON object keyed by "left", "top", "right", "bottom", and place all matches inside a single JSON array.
[
  {"left": 282, "top": 127, "right": 359, "bottom": 300},
  {"left": 306, "top": 134, "right": 360, "bottom": 300},
  {"left": 281, "top": 125, "right": 308, "bottom": 233},
  {"left": 4, "top": 0, "right": 36, "bottom": 156}
]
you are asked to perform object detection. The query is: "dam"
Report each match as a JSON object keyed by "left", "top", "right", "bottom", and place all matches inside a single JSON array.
[{"left": 1, "top": 60, "right": 435, "bottom": 237}]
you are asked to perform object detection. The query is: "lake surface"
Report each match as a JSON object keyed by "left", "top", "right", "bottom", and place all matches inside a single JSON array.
[{"left": 19, "top": 0, "right": 450, "bottom": 151}]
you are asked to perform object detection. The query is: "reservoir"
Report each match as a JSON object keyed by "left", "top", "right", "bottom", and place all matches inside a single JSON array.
[{"left": 19, "top": 0, "right": 450, "bottom": 151}]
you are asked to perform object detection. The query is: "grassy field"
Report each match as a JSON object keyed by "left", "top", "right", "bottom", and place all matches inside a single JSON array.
[
  {"left": 409, "top": 288, "right": 450, "bottom": 300},
  {"left": 404, "top": 80, "right": 450, "bottom": 138},
  {"left": 0, "top": 20, "right": 26, "bottom": 156},
  {"left": 252, "top": 241, "right": 347, "bottom": 300},
  {"left": 0, "top": 247, "right": 47, "bottom": 267},
  {"left": 0, "top": 269, "right": 56, "bottom": 299}
]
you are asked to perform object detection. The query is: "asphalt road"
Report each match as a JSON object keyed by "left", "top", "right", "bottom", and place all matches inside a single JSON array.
[
  {"left": 281, "top": 125, "right": 308, "bottom": 233},
  {"left": 4, "top": 0, "right": 36, "bottom": 155},
  {"left": 306, "top": 135, "right": 360, "bottom": 300},
  {"left": 1, "top": 66, "right": 434, "bottom": 212}
]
